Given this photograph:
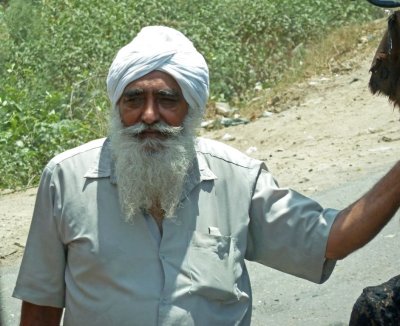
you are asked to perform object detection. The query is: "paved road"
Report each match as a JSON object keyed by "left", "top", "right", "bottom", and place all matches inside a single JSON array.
[
  {"left": 0, "top": 264, "right": 20, "bottom": 326},
  {"left": 1, "top": 167, "right": 399, "bottom": 325}
]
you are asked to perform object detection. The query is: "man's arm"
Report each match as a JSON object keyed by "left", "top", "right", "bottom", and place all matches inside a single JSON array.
[
  {"left": 326, "top": 161, "right": 400, "bottom": 260},
  {"left": 20, "top": 301, "right": 63, "bottom": 326}
]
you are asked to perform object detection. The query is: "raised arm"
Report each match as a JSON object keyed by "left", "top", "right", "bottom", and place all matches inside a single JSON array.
[
  {"left": 20, "top": 301, "right": 63, "bottom": 326},
  {"left": 325, "top": 161, "right": 400, "bottom": 260}
]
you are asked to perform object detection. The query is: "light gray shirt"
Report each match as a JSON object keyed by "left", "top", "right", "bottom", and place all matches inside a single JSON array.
[{"left": 13, "top": 137, "right": 338, "bottom": 325}]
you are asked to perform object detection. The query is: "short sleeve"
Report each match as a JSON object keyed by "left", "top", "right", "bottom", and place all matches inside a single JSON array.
[
  {"left": 245, "top": 167, "right": 338, "bottom": 284},
  {"left": 12, "top": 164, "right": 66, "bottom": 307}
]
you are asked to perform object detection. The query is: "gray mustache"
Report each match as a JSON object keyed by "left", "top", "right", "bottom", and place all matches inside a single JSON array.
[{"left": 121, "top": 122, "right": 183, "bottom": 137}]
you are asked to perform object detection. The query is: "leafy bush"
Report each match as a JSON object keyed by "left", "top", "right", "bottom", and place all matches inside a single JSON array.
[{"left": 0, "top": 0, "right": 381, "bottom": 188}]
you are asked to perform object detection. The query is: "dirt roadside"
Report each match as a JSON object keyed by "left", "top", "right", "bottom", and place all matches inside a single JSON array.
[
  {"left": 1, "top": 29, "right": 400, "bottom": 267},
  {"left": 202, "top": 54, "right": 400, "bottom": 193}
]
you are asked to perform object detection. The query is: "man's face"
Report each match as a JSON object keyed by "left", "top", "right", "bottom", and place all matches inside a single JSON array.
[
  {"left": 118, "top": 71, "right": 189, "bottom": 139},
  {"left": 110, "top": 71, "right": 196, "bottom": 220}
]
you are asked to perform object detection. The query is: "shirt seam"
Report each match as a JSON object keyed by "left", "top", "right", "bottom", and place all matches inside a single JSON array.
[
  {"left": 48, "top": 139, "right": 106, "bottom": 167},
  {"left": 197, "top": 151, "right": 260, "bottom": 170}
]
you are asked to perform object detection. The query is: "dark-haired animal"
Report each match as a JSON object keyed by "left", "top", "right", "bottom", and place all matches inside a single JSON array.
[
  {"left": 349, "top": 275, "right": 400, "bottom": 325},
  {"left": 350, "top": 8, "right": 400, "bottom": 325},
  {"left": 369, "top": 11, "right": 400, "bottom": 108}
]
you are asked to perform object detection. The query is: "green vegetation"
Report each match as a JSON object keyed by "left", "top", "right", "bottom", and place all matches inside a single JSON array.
[{"left": 0, "top": 0, "right": 382, "bottom": 189}]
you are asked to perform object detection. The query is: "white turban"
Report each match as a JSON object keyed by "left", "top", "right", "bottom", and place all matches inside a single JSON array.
[{"left": 107, "top": 26, "right": 209, "bottom": 115}]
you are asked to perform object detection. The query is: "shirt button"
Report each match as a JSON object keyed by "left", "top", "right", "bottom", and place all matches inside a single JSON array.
[{"left": 160, "top": 255, "right": 165, "bottom": 260}]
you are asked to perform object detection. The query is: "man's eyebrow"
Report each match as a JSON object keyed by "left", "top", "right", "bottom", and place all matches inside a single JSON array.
[
  {"left": 157, "top": 89, "right": 180, "bottom": 98},
  {"left": 121, "top": 88, "right": 144, "bottom": 97}
]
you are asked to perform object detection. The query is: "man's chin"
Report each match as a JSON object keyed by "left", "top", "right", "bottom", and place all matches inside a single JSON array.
[{"left": 140, "top": 139, "right": 166, "bottom": 154}]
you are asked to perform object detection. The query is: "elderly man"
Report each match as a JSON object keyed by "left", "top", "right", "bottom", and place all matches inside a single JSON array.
[{"left": 13, "top": 26, "right": 400, "bottom": 325}]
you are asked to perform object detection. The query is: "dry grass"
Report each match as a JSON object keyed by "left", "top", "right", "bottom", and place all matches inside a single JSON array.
[
  {"left": 240, "top": 17, "right": 389, "bottom": 119},
  {"left": 300, "top": 18, "right": 386, "bottom": 77}
]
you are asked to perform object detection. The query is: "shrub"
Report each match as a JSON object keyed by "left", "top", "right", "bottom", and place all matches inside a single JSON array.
[{"left": 0, "top": 0, "right": 382, "bottom": 188}]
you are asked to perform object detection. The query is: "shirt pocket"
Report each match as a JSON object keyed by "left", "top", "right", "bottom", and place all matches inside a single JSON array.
[{"left": 187, "top": 230, "right": 248, "bottom": 303}]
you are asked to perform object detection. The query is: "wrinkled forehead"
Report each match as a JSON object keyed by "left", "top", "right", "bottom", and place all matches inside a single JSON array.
[{"left": 121, "top": 71, "right": 184, "bottom": 96}]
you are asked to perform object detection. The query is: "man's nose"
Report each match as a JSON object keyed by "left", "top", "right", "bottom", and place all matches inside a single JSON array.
[{"left": 141, "top": 100, "right": 160, "bottom": 125}]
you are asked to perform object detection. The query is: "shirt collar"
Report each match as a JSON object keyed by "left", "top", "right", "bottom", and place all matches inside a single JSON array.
[
  {"left": 196, "top": 149, "right": 217, "bottom": 181},
  {"left": 84, "top": 138, "right": 117, "bottom": 183}
]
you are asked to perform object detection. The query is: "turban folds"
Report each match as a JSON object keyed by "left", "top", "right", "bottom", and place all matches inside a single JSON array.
[{"left": 107, "top": 26, "right": 209, "bottom": 115}]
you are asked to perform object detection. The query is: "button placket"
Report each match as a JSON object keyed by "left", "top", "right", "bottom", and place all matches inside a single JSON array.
[{"left": 158, "top": 231, "right": 169, "bottom": 325}]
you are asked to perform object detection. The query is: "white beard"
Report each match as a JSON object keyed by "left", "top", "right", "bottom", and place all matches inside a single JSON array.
[{"left": 109, "top": 110, "right": 201, "bottom": 222}]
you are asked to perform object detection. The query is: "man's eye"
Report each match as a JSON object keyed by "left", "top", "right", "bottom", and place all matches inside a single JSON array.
[
  {"left": 161, "top": 98, "right": 176, "bottom": 103},
  {"left": 159, "top": 97, "right": 178, "bottom": 106},
  {"left": 125, "top": 97, "right": 144, "bottom": 106}
]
